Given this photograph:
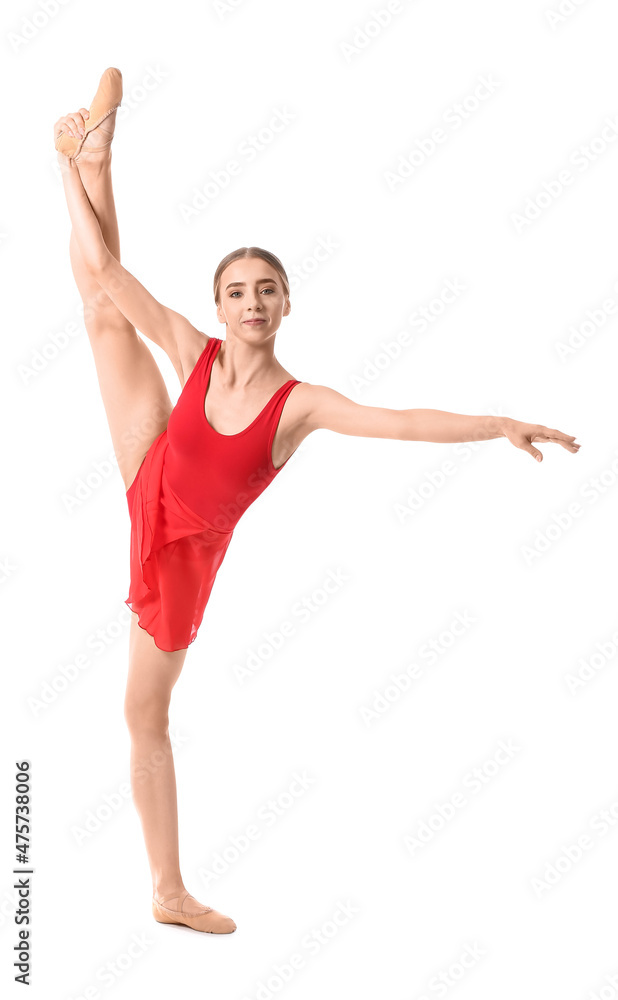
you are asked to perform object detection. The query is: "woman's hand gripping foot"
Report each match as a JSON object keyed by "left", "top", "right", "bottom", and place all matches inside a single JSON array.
[{"left": 53, "top": 105, "right": 118, "bottom": 170}]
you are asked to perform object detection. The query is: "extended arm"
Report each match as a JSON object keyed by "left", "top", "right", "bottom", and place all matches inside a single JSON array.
[
  {"left": 304, "top": 385, "right": 580, "bottom": 462},
  {"left": 59, "top": 157, "right": 204, "bottom": 378}
]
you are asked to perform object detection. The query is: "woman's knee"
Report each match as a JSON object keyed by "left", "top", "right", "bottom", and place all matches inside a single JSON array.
[
  {"left": 84, "top": 298, "right": 135, "bottom": 337},
  {"left": 124, "top": 691, "right": 171, "bottom": 737}
]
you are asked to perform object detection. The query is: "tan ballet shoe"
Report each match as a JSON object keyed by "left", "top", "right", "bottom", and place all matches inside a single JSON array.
[
  {"left": 152, "top": 889, "right": 237, "bottom": 934},
  {"left": 55, "top": 67, "right": 123, "bottom": 161}
]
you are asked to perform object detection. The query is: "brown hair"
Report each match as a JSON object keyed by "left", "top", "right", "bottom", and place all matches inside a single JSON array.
[{"left": 213, "top": 247, "right": 290, "bottom": 306}]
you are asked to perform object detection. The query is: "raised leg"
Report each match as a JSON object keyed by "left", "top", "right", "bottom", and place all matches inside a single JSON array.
[{"left": 64, "top": 147, "right": 173, "bottom": 491}]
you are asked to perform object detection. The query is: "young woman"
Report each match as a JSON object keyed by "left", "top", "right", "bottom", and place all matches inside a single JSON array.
[{"left": 54, "top": 68, "right": 580, "bottom": 935}]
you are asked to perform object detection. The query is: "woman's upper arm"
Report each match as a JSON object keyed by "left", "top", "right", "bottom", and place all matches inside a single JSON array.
[
  {"left": 95, "top": 253, "right": 208, "bottom": 381},
  {"left": 305, "top": 384, "right": 405, "bottom": 439}
]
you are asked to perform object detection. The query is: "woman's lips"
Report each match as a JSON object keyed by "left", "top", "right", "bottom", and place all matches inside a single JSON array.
[{"left": 244, "top": 319, "right": 265, "bottom": 324}]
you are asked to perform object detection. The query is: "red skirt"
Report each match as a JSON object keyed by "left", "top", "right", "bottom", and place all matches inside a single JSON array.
[{"left": 125, "top": 430, "right": 234, "bottom": 652}]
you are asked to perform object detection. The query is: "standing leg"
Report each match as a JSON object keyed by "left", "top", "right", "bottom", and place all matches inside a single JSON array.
[
  {"left": 123, "top": 614, "right": 188, "bottom": 897},
  {"left": 124, "top": 615, "right": 237, "bottom": 933}
]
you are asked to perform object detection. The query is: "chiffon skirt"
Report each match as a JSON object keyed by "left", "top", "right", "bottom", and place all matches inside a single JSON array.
[{"left": 125, "top": 430, "right": 234, "bottom": 652}]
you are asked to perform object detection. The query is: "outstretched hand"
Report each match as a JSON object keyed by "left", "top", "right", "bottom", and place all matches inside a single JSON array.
[{"left": 502, "top": 418, "right": 580, "bottom": 462}]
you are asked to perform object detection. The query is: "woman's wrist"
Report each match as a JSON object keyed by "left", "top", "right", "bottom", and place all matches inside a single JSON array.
[{"left": 491, "top": 415, "right": 511, "bottom": 439}]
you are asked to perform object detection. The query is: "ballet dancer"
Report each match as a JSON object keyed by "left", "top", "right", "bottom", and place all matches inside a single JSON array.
[{"left": 54, "top": 67, "right": 580, "bottom": 935}]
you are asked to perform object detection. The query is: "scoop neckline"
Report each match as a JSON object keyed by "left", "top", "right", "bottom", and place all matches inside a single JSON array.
[{"left": 202, "top": 338, "right": 297, "bottom": 438}]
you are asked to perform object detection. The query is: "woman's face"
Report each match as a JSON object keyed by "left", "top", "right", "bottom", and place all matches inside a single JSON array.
[{"left": 216, "top": 257, "right": 291, "bottom": 340}]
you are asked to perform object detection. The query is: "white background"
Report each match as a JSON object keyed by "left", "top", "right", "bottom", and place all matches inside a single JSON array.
[{"left": 3, "top": 0, "right": 618, "bottom": 997}]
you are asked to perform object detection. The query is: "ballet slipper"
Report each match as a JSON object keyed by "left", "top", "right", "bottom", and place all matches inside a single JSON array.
[
  {"left": 152, "top": 889, "right": 237, "bottom": 934},
  {"left": 55, "top": 67, "right": 123, "bottom": 162}
]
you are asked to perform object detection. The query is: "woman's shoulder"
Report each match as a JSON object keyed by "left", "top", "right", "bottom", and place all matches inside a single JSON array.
[
  {"left": 278, "top": 380, "right": 329, "bottom": 427},
  {"left": 178, "top": 332, "right": 216, "bottom": 387}
]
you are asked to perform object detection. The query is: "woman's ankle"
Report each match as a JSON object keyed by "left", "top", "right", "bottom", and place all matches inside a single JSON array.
[
  {"left": 153, "top": 879, "right": 186, "bottom": 900},
  {"left": 77, "top": 151, "right": 112, "bottom": 177}
]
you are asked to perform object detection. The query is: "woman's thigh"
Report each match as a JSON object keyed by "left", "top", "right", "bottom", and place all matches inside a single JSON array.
[{"left": 86, "top": 317, "right": 174, "bottom": 491}]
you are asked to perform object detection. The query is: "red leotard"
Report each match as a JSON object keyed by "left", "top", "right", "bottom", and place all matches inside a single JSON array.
[{"left": 124, "top": 337, "right": 302, "bottom": 651}]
